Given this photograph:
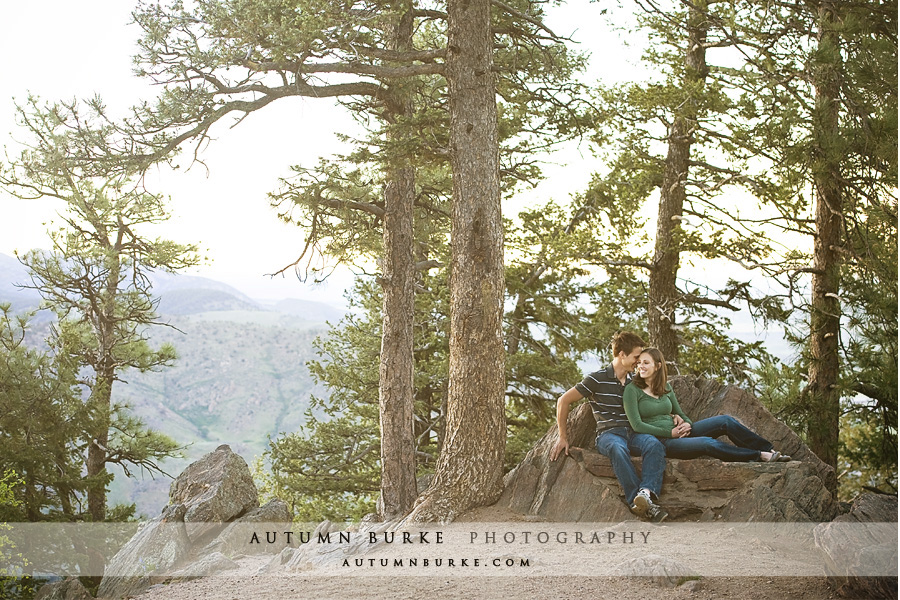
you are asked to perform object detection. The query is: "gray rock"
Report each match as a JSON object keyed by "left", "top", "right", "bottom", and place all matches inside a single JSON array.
[
  {"left": 97, "top": 446, "right": 267, "bottom": 598},
  {"left": 613, "top": 554, "right": 698, "bottom": 587},
  {"left": 815, "top": 493, "right": 898, "bottom": 599},
  {"left": 34, "top": 577, "right": 92, "bottom": 600},
  {"left": 169, "top": 551, "right": 239, "bottom": 580},
  {"left": 169, "top": 444, "right": 259, "bottom": 543},
  {"left": 201, "top": 498, "right": 293, "bottom": 556},
  {"left": 670, "top": 377, "right": 836, "bottom": 492},
  {"left": 96, "top": 504, "right": 191, "bottom": 599},
  {"left": 499, "top": 376, "right": 839, "bottom": 522},
  {"left": 678, "top": 579, "right": 703, "bottom": 593}
]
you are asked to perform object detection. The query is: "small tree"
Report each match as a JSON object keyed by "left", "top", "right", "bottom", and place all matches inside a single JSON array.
[{"left": 0, "top": 306, "right": 87, "bottom": 521}]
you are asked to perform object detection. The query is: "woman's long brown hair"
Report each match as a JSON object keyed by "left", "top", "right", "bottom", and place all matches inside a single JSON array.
[{"left": 633, "top": 347, "right": 668, "bottom": 397}]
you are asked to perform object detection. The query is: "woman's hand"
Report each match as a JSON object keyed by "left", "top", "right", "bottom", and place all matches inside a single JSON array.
[{"left": 671, "top": 421, "right": 691, "bottom": 438}]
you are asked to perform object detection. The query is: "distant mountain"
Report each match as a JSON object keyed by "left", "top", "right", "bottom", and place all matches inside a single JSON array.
[
  {"left": 109, "top": 311, "right": 332, "bottom": 516},
  {"left": 270, "top": 298, "right": 346, "bottom": 323},
  {"left": 149, "top": 270, "right": 259, "bottom": 305},
  {"left": 0, "top": 252, "right": 345, "bottom": 322},
  {"left": 156, "top": 288, "right": 263, "bottom": 315},
  {"left": 0, "top": 252, "right": 350, "bottom": 516},
  {"left": 0, "top": 253, "right": 41, "bottom": 311}
]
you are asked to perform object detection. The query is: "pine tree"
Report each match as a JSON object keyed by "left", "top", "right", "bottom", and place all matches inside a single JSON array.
[
  {"left": 0, "top": 97, "right": 199, "bottom": 520},
  {"left": 114, "top": 0, "right": 586, "bottom": 520},
  {"left": 0, "top": 306, "right": 86, "bottom": 521}
]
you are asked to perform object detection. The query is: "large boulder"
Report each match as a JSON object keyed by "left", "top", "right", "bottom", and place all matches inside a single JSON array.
[
  {"left": 669, "top": 376, "right": 836, "bottom": 491},
  {"left": 499, "top": 376, "right": 839, "bottom": 522},
  {"left": 815, "top": 492, "right": 898, "bottom": 599},
  {"left": 169, "top": 444, "right": 259, "bottom": 542},
  {"left": 97, "top": 445, "right": 280, "bottom": 599},
  {"left": 96, "top": 504, "right": 191, "bottom": 599}
]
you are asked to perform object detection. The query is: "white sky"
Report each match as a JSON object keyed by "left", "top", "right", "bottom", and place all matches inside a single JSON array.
[
  {"left": 0, "top": 0, "right": 655, "bottom": 305},
  {"left": 0, "top": 0, "right": 798, "bottom": 358},
  {"left": 0, "top": 2, "right": 613, "bottom": 298}
]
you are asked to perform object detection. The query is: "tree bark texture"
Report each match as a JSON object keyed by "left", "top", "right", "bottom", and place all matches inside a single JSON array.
[
  {"left": 409, "top": 0, "right": 506, "bottom": 522},
  {"left": 806, "top": 2, "right": 843, "bottom": 472},
  {"left": 86, "top": 374, "right": 112, "bottom": 522},
  {"left": 648, "top": 2, "right": 709, "bottom": 364},
  {"left": 379, "top": 5, "right": 419, "bottom": 520}
]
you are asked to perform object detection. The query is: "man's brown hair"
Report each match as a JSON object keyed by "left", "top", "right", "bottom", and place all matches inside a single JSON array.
[{"left": 611, "top": 331, "right": 646, "bottom": 357}]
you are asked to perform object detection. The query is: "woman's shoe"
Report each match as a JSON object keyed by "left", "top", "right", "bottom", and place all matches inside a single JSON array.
[
  {"left": 762, "top": 450, "right": 782, "bottom": 462},
  {"left": 776, "top": 453, "right": 792, "bottom": 462}
]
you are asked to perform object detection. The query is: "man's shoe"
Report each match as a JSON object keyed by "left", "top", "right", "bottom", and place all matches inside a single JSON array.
[
  {"left": 647, "top": 504, "right": 668, "bottom": 524},
  {"left": 631, "top": 489, "right": 652, "bottom": 517}
]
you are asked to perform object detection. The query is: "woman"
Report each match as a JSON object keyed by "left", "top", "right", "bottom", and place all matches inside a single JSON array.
[{"left": 623, "top": 348, "right": 791, "bottom": 462}]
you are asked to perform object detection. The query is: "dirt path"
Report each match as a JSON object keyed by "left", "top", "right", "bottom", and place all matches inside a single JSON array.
[{"left": 136, "top": 571, "right": 837, "bottom": 600}]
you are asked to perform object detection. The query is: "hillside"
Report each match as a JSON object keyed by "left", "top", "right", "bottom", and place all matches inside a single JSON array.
[
  {"left": 0, "top": 253, "right": 346, "bottom": 516},
  {"left": 109, "top": 311, "right": 334, "bottom": 515}
]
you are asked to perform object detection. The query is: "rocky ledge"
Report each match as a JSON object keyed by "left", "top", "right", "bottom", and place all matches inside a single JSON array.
[{"left": 499, "top": 375, "right": 839, "bottom": 522}]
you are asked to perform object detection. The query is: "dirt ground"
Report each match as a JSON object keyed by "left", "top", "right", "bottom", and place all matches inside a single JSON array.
[
  {"left": 133, "top": 505, "right": 848, "bottom": 600},
  {"left": 135, "top": 571, "right": 839, "bottom": 600}
]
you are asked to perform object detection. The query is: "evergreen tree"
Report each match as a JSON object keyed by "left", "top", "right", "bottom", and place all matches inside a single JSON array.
[
  {"left": 0, "top": 307, "right": 86, "bottom": 521},
  {"left": 0, "top": 97, "right": 199, "bottom": 521},
  {"left": 609, "top": 0, "right": 896, "bottom": 478},
  {"left": 115, "top": 0, "right": 585, "bottom": 520},
  {"left": 572, "top": 0, "right": 792, "bottom": 385},
  {"left": 708, "top": 0, "right": 898, "bottom": 472}
]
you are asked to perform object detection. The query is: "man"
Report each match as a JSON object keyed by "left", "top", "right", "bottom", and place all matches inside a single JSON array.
[{"left": 550, "top": 331, "right": 668, "bottom": 522}]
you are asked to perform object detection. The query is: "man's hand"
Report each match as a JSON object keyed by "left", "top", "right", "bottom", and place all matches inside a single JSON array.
[
  {"left": 552, "top": 387, "right": 583, "bottom": 462},
  {"left": 550, "top": 439, "right": 570, "bottom": 461}
]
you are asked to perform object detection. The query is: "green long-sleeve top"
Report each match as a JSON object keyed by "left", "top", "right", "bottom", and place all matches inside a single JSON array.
[{"left": 623, "top": 382, "right": 693, "bottom": 438}]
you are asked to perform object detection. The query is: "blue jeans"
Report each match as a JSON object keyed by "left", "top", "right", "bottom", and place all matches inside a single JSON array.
[
  {"left": 661, "top": 415, "right": 774, "bottom": 461},
  {"left": 596, "top": 427, "right": 666, "bottom": 504}
]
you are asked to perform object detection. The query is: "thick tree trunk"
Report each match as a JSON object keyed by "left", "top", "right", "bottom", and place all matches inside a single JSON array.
[
  {"left": 378, "top": 6, "right": 419, "bottom": 521},
  {"left": 648, "top": 2, "right": 709, "bottom": 364},
  {"left": 379, "top": 166, "right": 417, "bottom": 519},
  {"left": 806, "top": 2, "right": 843, "bottom": 472},
  {"left": 409, "top": 0, "right": 505, "bottom": 522}
]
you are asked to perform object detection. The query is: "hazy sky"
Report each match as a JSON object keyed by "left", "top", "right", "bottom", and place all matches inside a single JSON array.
[{"left": 0, "top": 0, "right": 641, "bottom": 305}]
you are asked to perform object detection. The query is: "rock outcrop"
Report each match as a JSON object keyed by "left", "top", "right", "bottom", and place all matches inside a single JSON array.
[
  {"left": 669, "top": 377, "right": 836, "bottom": 491},
  {"left": 815, "top": 492, "right": 898, "bottom": 599},
  {"left": 95, "top": 445, "right": 290, "bottom": 599},
  {"left": 499, "top": 376, "right": 839, "bottom": 522},
  {"left": 201, "top": 498, "right": 292, "bottom": 557}
]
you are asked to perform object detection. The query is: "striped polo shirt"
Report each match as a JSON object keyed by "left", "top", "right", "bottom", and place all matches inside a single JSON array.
[{"left": 574, "top": 365, "right": 633, "bottom": 434}]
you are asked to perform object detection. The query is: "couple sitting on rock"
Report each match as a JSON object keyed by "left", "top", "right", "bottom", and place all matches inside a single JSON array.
[{"left": 550, "top": 331, "right": 791, "bottom": 523}]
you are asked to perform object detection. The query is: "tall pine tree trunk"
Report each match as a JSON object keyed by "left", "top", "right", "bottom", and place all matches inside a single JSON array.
[
  {"left": 648, "top": 2, "right": 709, "bottom": 364},
  {"left": 409, "top": 0, "right": 505, "bottom": 522},
  {"left": 86, "top": 373, "right": 112, "bottom": 522},
  {"left": 379, "top": 4, "right": 418, "bottom": 520},
  {"left": 806, "top": 1, "right": 843, "bottom": 471}
]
